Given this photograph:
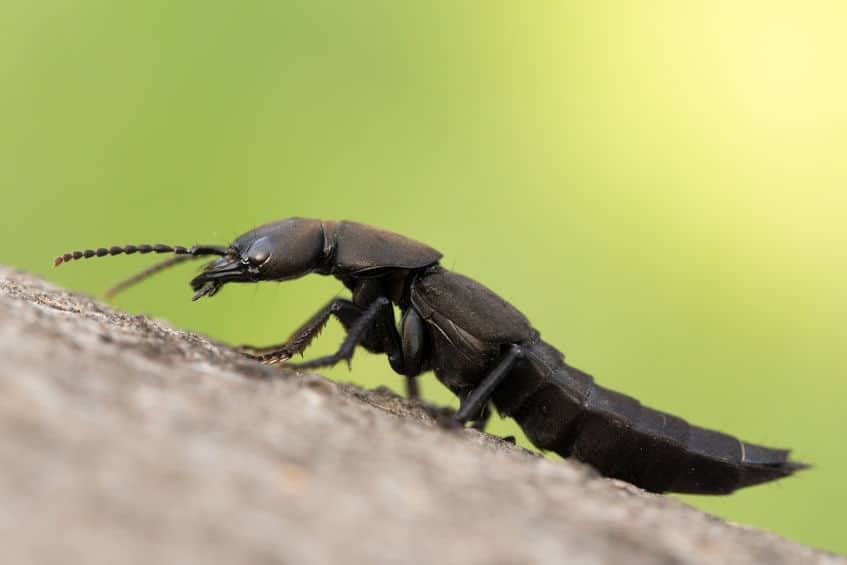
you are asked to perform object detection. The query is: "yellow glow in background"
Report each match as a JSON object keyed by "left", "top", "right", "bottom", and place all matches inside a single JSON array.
[{"left": 1, "top": 2, "right": 844, "bottom": 553}]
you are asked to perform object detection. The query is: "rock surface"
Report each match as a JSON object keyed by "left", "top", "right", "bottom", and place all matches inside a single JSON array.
[{"left": 0, "top": 267, "right": 841, "bottom": 565}]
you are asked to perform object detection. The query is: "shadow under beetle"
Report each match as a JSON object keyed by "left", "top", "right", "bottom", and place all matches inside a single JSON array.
[{"left": 55, "top": 218, "right": 807, "bottom": 494}]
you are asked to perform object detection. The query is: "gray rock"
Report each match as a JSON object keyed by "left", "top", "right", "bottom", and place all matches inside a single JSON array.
[{"left": 0, "top": 267, "right": 840, "bottom": 565}]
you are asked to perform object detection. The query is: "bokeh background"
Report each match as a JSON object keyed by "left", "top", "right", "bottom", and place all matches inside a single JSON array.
[{"left": 2, "top": 1, "right": 844, "bottom": 554}]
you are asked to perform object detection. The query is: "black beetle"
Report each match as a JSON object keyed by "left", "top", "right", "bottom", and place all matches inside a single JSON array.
[{"left": 55, "top": 217, "right": 806, "bottom": 494}]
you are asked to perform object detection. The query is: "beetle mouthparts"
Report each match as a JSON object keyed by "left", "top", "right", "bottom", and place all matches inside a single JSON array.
[{"left": 192, "top": 281, "right": 221, "bottom": 301}]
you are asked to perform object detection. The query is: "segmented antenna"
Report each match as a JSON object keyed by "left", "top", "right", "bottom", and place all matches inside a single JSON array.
[
  {"left": 53, "top": 243, "right": 229, "bottom": 298},
  {"left": 53, "top": 244, "right": 191, "bottom": 267}
]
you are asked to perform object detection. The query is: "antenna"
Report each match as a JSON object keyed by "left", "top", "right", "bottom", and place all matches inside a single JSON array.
[
  {"left": 104, "top": 255, "right": 195, "bottom": 298},
  {"left": 54, "top": 244, "right": 192, "bottom": 266},
  {"left": 54, "top": 243, "right": 228, "bottom": 297}
]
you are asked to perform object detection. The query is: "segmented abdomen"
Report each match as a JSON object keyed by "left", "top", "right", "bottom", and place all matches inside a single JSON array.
[{"left": 495, "top": 343, "right": 804, "bottom": 494}]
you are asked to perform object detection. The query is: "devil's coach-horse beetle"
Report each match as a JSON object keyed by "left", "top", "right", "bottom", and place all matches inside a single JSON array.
[{"left": 55, "top": 218, "right": 807, "bottom": 494}]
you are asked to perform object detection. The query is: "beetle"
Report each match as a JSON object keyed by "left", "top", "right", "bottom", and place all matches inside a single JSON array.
[{"left": 55, "top": 217, "right": 806, "bottom": 494}]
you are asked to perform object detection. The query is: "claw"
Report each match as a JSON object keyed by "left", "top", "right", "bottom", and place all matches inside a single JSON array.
[
  {"left": 263, "top": 356, "right": 289, "bottom": 365},
  {"left": 286, "top": 351, "right": 353, "bottom": 371},
  {"left": 436, "top": 415, "right": 464, "bottom": 430},
  {"left": 238, "top": 348, "right": 291, "bottom": 365},
  {"left": 417, "top": 402, "right": 462, "bottom": 429}
]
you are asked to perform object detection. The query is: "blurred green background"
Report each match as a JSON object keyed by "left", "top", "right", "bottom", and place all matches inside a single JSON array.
[{"left": 2, "top": 1, "right": 844, "bottom": 554}]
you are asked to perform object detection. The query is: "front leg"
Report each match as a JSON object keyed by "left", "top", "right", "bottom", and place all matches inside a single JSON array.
[
  {"left": 288, "top": 299, "right": 429, "bottom": 401},
  {"left": 288, "top": 297, "right": 400, "bottom": 370},
  {"left": 242, "top": 289, "right": 427, "bottom": 401},
  {"left": 239, "top": 298, "right": 364, "bottom": 364}
]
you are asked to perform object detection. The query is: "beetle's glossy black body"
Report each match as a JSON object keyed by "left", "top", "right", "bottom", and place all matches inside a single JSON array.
[{"left": 55, "top": 218, "right": 806, "bottom": 494}]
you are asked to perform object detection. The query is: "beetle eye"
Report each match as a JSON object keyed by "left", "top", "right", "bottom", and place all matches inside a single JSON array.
[{"left": 245, "top": 237, "right": 271, "bottom": 266}]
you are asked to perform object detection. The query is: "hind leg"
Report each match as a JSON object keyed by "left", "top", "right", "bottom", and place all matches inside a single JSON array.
[{"left": 454, "top": 345, "right": 524, "bottom": 424}]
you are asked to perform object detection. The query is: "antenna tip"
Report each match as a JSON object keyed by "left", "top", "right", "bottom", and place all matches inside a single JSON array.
[{"left": 54, "top": 257, "right": 63, "bottom": 267}]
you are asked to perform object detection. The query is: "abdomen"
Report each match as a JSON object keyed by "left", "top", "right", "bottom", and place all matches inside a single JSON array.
[{"left": 497, "top": 347, "right": 805, "bottom": 494}]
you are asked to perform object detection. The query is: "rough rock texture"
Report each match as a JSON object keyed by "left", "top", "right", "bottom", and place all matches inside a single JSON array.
[{"left": 0, "top": 267, "right": 841, "bottom": 565}]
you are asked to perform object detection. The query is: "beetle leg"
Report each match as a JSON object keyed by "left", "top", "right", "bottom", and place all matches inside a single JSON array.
[
  {"left": 454, "top": 345, "right": 524, "bottom": 424},
  {"left": 404, "top": 377, "right": 420, "bottom": 400},
  {"left": 287, "top": 297, "right": 396, "bottom": 370},
  {"left": 399, "top": 309, "right": 426, "bottom": 400},
  {"left": 239, "top": 298, "right": 364, "bottom": 363}
]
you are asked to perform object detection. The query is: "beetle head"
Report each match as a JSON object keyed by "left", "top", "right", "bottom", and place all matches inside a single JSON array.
[
  {"left": 190, "top": 218, "right": 328, "bottom": 300},
  {"left": 54, "top": 217, "right": 328, "bottom": 301}
]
